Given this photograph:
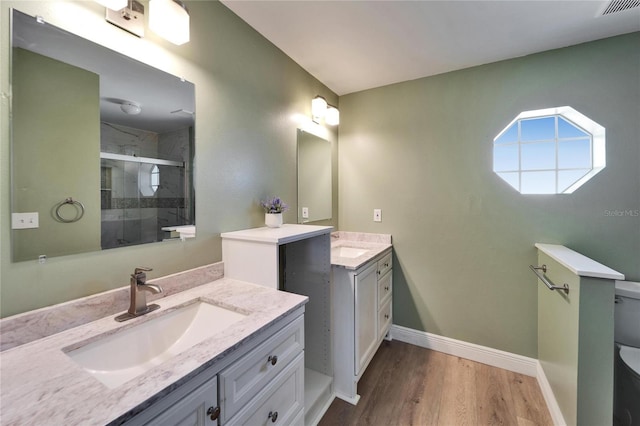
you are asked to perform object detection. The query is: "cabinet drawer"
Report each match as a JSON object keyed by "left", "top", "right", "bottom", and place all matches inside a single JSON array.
[
  {"left": 378, "top": 299, "right": 392, "bottom": 341},
  {"left": 377, "top": 251, "right": 392, "bottom": 279},
  {"left": 147, "top": 377, "right": 217, "bottom": 426},
  {"left": 226, "top": 352, "right": 304, "bottom": 426},
  {"left": 220, "top": 315, "right": 304, "bottom": 423},
  {"left": 378, "top": 270, "right": 392, "bottom": 307}
]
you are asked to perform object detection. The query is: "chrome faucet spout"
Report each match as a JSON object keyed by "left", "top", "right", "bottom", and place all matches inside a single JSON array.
[
  {"left": 141, "top": 283, "right": 162, "bottom": 294},
  {"left": 115, "top": 267, "right": 162, "bottom": 322}
]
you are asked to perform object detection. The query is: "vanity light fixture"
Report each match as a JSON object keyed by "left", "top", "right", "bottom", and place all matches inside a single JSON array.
[
  {"left": 95, "top": 0, "right": 190, "bottom": 45},
  {"left": 325, "top": 105, "right": 340, "bottom": 126},
  {"left": 149, "top": 0, "right": 190, "bottom": 45},
  {"left": 311, "top": 95, "right": 339, "bottom": 126},
  {"left": 95, "top": 0, "right": 128, "bottom": 11},
  {"left": 101, "top": 0, "right": 145, "bottom": 38}
]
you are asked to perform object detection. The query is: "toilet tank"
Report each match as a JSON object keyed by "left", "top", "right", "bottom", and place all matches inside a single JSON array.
[{"left": 615, "top": 280, "right": 640, "bottom": 347}]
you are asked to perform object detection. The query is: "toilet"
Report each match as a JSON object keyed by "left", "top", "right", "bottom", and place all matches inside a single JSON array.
[{"left": 614, "top": 280, "right": 640, "bottom": 426}]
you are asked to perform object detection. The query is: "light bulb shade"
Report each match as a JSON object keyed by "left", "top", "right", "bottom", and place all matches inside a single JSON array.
[
  {"left": 121, "top": 101, "right": 142, "bottom": 115},
  {"left": 312, "top": 95, "right": 327, "bottom": 122},
  {"left": 150, "top": 0, "right": 190, "bottom": 45},
  {"left": 95, "top": 0, "right": 128, "bottom": 10},
  {"left": 326, "top": 105, "right": 340, "bottom": 126}
]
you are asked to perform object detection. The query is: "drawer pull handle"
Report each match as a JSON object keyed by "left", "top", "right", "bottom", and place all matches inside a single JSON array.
[
  {"left": 268, "top": 355, "right": 278, "bottom": 366},
  {"left": 384, "top": 286, "right": 389, "bottom": 291},
  {"left": 268, "top": 411, "right": 278, "bottom": 422},
  {"left": 207, "top": 406, "right": 220, "bottom": 421},
  {"left": 384, "top": 314, "right": 389, "bottom": 319}
]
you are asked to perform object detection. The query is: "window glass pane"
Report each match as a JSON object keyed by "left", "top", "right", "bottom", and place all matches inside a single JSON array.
[
  {"left": 493, "top": 107, "right": 604, "bottom": 195},
  {"left": 558, "top": 117, "right": 588, "bottom": 138},
  {"left": 558, "top": 139, "right": 591, "bottom": 169},
  {"left": 493, "top": 144, "right": 519, "bottom": 172},
  {"left": 496, "top": 172, "right": 519, "bottom": 191},
  {"left": 521, "top": 117, "right": 555, "bottom": 142},
  {"left": 521, "top": 171, "right": 556, "bottom": 194},
  {"left": 495, "top": 123, "right": 518, "bottom": 144},
  {"left": 558, "top": 169, "right": 590, "bottom": 193},
  {"left": 521, "top": 142, "right": 555, "bottom": 170}
]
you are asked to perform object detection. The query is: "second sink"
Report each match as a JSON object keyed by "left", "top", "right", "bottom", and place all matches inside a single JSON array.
[
  {"left": 335, "top": 246, "right": 369, "bottom": 258},
  {"left": 65, "top": 301, "right": 247, "bottom": 389}
]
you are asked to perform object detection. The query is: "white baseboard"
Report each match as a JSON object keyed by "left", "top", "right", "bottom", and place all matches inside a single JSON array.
[
  {"left": 390, "top": 324, "right": 538, "bottom": 376},
  {"left": 390, "top": 324, "right": 565, "bottom": 426}
]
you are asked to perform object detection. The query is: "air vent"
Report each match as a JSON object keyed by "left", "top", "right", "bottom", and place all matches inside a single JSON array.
[{"left": 601, "top": 0, "right": 640, "bottom": 15}]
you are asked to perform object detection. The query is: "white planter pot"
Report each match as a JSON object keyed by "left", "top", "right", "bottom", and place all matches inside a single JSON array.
[{"left": 265, "top": 213, "right": 283, "bottom": 228}]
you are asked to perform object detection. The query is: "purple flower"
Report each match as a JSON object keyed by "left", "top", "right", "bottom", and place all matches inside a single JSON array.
[{"left": 261, "top": 196, "right": 289, "bottom": 213}]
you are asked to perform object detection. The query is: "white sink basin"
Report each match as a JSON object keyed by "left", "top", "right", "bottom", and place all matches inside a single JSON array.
[
  {"left": 65, "top": 301, "right": 247, "bottom": 389},
  {"left": 335, "top": 246, "right": 369, "bottom": 258}
]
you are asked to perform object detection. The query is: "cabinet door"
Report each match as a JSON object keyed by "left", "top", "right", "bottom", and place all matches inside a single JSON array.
[
  {"left": 354, "top": 263, "right": 378, "bottom": 376},
  {"left": 226, "top": 352, "right": 304, "bottom": 426},
  {"left": 149, "top": 377, "right": 218, "bottom": 426}
]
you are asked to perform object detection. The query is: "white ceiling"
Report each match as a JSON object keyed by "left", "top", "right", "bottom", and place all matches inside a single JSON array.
[{"left": 221, "top": 0, "right": 640, "bottom": 96}]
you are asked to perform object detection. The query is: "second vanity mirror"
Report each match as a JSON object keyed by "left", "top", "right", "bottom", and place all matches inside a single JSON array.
[
  {"left": 297, "top": 129, "right": 332, "bottom": 223},
  {"left": 10, "top": 10, "right": 195, "bottom": 262}
]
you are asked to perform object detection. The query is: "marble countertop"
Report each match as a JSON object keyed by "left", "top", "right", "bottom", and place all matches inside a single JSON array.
[
  {"left": 331, "top": 231, "right": 392, "bottom": 270},
  {"left": 221, "top": 224, "right": 333, "bottom": 244},
  {"left": 535, "top": 243, "right": 624, "bottom": 280},
  {"left": 0, "top": 278, "right": 308, "bottom": 426}
]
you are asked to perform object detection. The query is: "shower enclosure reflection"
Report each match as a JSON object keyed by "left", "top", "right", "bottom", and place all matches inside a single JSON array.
[{"left": 99, "top": 123, "right": 193, "bottom": 249}]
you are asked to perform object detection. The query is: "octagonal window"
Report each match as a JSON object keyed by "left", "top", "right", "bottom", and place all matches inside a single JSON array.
[{"left": 493, "top": 106, "right": 605, "bottom": 194}]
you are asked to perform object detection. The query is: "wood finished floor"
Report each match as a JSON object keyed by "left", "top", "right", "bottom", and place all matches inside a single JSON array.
[{"left": 319, "top": 340, "right": 553, "bottom": 426}]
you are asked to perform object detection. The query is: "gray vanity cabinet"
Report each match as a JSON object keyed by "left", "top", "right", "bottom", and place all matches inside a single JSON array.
[
  {"left": 123, "top": 310, "right": 304, "bottom": 426},
  {"left": 332, "top": 249, "right": 393, "bottom": 404},
  {"left": 149, "top": 378, "right": 218, "bottom": 425},
  {"left": 354, "top": 262, "right": 378, "bottom": 376}
]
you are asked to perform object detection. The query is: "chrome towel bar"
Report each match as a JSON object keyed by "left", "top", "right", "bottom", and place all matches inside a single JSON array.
[{"left": 530, "top": 264, "right": 570, "bottom": 295}]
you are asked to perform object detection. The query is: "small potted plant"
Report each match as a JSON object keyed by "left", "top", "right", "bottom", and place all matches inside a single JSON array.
[{"left": 261, "top": 196, "right": 289, "bottom": 228}]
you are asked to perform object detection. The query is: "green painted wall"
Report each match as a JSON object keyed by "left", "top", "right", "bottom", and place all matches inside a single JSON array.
[
  {"left": 339, "top": 33, "right": 640, "bottom": 357},
  {"left": 0, "top": 1, "right": 338, "bottom": 317},
  {"left": 12, "top": 48, "right": 101, "bottom": 261}
]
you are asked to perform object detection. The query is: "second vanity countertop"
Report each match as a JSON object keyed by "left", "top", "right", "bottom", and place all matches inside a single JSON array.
[
  {"left": 331, "top": 231, "right": 393, "bottom": 270},
  {"left": 0, "top": 278, "right": 307, "bottom": 426}
]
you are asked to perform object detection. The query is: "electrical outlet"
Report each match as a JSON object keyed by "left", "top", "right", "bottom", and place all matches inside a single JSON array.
[
  {"left": 12, "top": 212, "right": 39, "bottom": 229},
  {"left": 373, "top": 209, "right": 382, "bottom": 222},
  {"left": 302, "top": 207, "right": 309, "bottom": 219}
]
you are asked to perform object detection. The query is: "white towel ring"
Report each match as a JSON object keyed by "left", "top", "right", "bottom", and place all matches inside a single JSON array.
[{"left": 54, "top": 197, "right": 85, "bottom": 223}]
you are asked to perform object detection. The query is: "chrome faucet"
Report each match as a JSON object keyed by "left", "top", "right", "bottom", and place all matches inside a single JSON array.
[{"left": 115, "top": 267, "right": 163, "bottom": 322}]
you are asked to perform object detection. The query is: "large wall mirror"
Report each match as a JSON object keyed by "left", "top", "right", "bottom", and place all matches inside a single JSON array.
[
  {"left": 297, "top": 129, "right": 332, "bottom": 223},
  {"left": 10, "top": 10, "right": 196, "bottom": 262}
]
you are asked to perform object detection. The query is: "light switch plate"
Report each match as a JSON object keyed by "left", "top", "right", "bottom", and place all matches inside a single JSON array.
[
  {"left": 302, "top": 207, "right": 309, "bottom": 219},
  {"left": 373, "top": 209, "right": 382, "bottom": 222},
  {"left": 12, "top": 212, "right": 39, "bottom": 229}
]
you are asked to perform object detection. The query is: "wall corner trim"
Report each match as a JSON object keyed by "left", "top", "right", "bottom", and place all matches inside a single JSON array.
[{"left": 389, "top": 324, "right": 566, "bottom": 425}]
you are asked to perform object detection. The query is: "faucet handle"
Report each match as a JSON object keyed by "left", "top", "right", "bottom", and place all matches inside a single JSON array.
[
  {"left": 134, "top": 267, "right": 153, "bottom": 274},
  {"left": 132, "top": 267, "right": 153, "bottom": 282}
]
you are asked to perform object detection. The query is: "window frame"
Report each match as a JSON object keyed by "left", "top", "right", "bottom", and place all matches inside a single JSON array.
[{"left": 493, "top": 106, "right": 605, "bottom": 194}]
